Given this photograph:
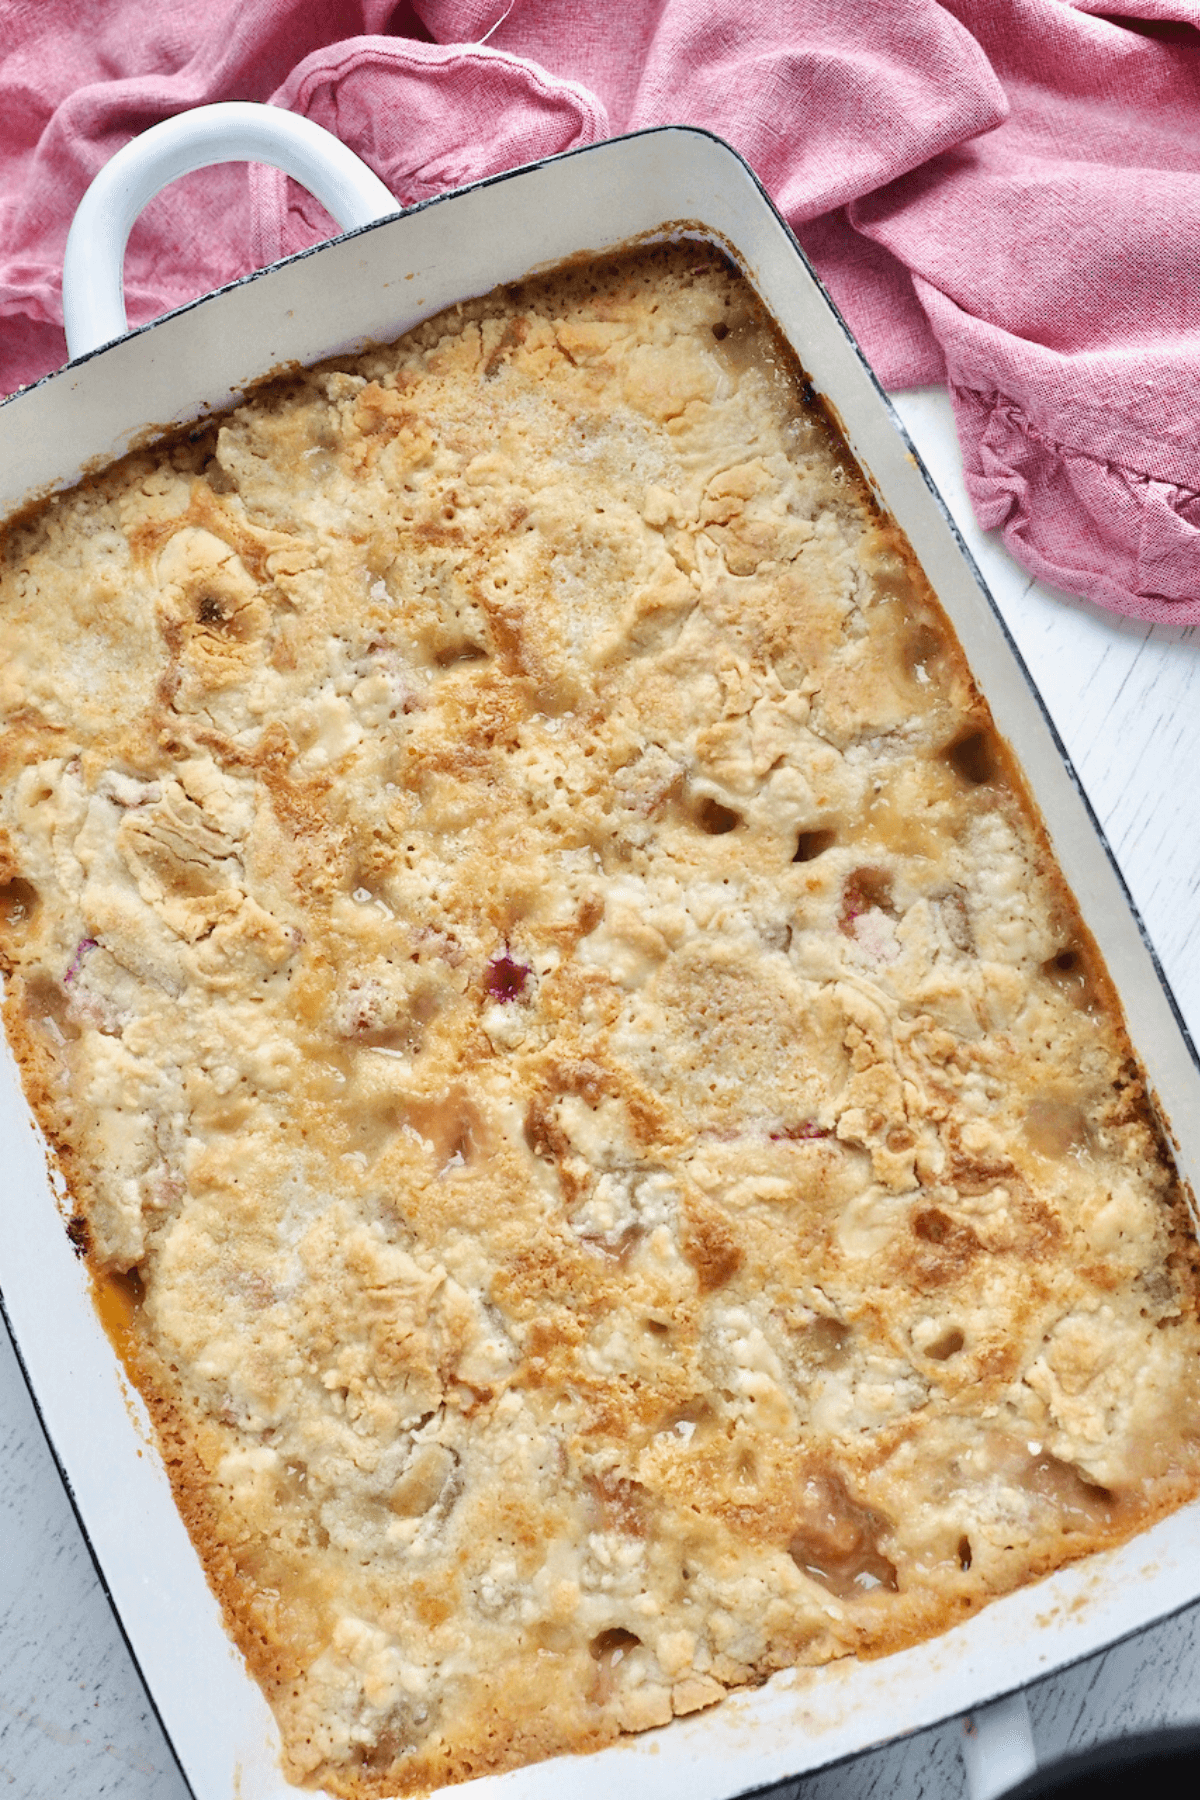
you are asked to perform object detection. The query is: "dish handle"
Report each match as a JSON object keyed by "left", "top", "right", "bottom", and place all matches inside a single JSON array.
[{"left": 62, "top": 100, "right": 398, "bottom": 359}]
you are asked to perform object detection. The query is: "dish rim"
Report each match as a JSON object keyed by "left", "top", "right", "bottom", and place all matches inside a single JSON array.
[{"left": 2, "top": 122, "right": 1199, "bottom": 1800}]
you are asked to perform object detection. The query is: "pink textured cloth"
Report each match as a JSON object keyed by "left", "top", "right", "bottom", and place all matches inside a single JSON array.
[{"left": 0, "top": 1, "right": 1197, "bottom": 619}]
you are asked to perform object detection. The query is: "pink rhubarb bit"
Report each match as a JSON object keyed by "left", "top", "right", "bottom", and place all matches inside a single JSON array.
[
  {"left": 484, "top": 953, "right": 530, "bottom": 1003},
  {"left": 63, "top": 938, "right": 98, "bottom": 985},
  {"left": 769, "top": 1121, "right": 831, "bottom": 1142}
]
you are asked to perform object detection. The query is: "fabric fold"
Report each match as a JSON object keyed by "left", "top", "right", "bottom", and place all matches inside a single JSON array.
[
  {"left": 950, "top": 382, "right": 1200, "bottom": 615},
  {"left": 251, "top": 36, "right": 608, "bottom": 266}
]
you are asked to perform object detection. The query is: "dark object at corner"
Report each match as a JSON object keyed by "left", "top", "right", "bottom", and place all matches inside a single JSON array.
[{"left": 1004, "top": 1724, "right": 1200, "bottom": 1799}]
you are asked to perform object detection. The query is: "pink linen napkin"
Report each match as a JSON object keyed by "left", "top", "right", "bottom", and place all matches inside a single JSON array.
[{"left": 0, "top": 0, "right": 1196, "bottom": 620}]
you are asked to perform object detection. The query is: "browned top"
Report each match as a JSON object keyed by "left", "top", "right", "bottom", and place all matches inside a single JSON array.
[{"left": 1, "top": 243, "right": 1198, "bottom": 1798}]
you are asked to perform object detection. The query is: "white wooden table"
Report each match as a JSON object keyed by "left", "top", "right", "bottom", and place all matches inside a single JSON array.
[{"left": 2, "top": 389, "right": 1198, "bottom": 1799}]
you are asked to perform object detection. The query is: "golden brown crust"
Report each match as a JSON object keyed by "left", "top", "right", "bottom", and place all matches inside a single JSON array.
[{"left": 1, "top": 243, "right": 1199, "bottom": 1795}]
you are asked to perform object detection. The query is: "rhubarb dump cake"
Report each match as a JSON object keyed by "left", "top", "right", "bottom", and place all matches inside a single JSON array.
[{"left": 0, "top": 243, "right": 1198, "bottom": 1797}]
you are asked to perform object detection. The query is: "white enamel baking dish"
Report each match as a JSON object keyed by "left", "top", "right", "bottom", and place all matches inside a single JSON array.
[{"left": 2, "top": 108, "right": 1200, "bottom": 1800}]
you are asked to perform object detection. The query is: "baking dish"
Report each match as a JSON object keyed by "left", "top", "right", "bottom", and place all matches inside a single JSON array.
[{"left": 3, "top": 108, "right": 1200, "bottom": 1800}]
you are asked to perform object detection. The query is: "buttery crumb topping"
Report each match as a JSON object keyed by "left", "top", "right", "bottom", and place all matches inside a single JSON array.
[{"left": 1, "top": 245, "right": 1198, "bottom": 1797}]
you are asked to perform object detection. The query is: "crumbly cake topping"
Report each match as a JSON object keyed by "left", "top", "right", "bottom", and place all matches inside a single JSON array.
[{"left": 1, "top": 245, "right": 1198, "bottom": 1797}]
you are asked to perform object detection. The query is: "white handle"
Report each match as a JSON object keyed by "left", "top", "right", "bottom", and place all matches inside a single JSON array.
[
  {"left": 62, "top": 101, "right": 398, "bottom": 359},
  {"left": 962, "top": 1692, "right": 1038, "bottom": 1800}
]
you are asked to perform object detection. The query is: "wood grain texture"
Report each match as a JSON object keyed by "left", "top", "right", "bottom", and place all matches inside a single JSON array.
[
  {"left": 2, "top": 386, "right": 1197, "bottom": 1800},
  {"left": 0, "top": 1319, "right": 187, "bottom": 1797}
]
